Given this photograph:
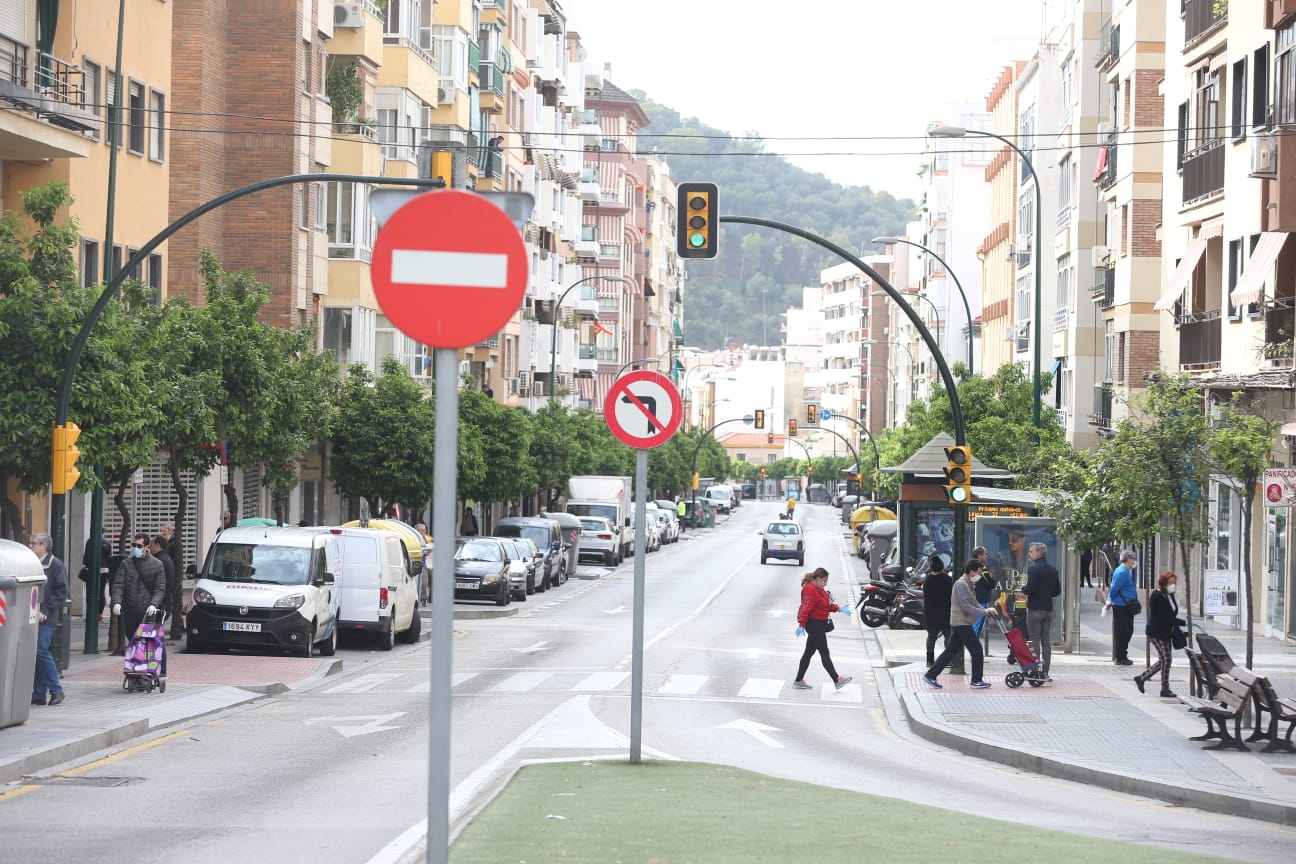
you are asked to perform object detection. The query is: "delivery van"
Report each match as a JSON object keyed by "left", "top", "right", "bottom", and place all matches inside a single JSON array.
[{"left": 329, "top": 526, "right": 420, "bottom": 650}]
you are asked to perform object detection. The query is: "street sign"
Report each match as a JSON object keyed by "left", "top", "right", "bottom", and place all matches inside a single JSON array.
[
  {"left": 604, "top": 370, "right": 683, "bottom": 449},
  {"left": 1263, "top": 468, "right": 1296, "bottom": 507},
  {"left": 819, "top": 408, "right": 832, "bottom": 422},
  {"left": 370, "top": 190, "right": 528, "bottom": 349}
]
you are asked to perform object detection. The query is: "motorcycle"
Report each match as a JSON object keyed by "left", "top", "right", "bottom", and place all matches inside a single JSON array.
[
  {"left": 886, "top": 584, "right": 926, "bottom": 630},
  {"left": 856, "top": 558, "right": 924, "bottom": 628}
]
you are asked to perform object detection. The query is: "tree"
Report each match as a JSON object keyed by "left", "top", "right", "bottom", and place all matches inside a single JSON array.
[
  {"left": 459, "top": 388, "right": 532, "bottom": 507},
  {"left": 1207, "top": 396, "right": 1275, "bottom": 669},
  {"left": 528, "top": 401, "right": 580, "bottom": 509}
]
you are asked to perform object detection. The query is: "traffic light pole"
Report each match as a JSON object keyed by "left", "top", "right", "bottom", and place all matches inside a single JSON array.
[{"left": 718, "top": 215, "right": 969, "bottom": 560}]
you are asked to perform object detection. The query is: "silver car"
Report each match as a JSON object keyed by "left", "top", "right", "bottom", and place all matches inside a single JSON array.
[{"left": 578, "top": 516, "right": 619, "bottom": 566}]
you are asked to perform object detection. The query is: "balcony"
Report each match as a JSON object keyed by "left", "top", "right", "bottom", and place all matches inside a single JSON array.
[
  {"left": 576, "top": 343, "right": 599, "bottom": 374},
  {"left": 577, "top": 167, "right": 600, "bottom": 202},
  {"left": 575, "top": 227, "right": 599, "bottom": 259},
  {"left": 1094, "top": 21, "right": 1120, "bottom": 71},
  {"left": 574, "top": 285, "right": 599, "bottom": 317},
  {"left": 1176, "top": 309, "right": 1222, "bottom": 370},
  {"left": 598, "top": 242, "right": 622, "bottom": 262},
  {"left": 1096, "top": 135, "right": 1118, "bottom": 190},
  {"left": 1263, "top": 297, "right": 1295, "bottom": 365},
  {"left": 1088, "top": 384, "right": 1114, "bottom": 430},
  {"left": 1093, "top": 266, "right": 1116, "bottom": 308},
  {"left": 596, "top": 347, "right": 619, "bottom": 362},
  {"left": 1182, "top": 140, "right": 1224, "bottom": 205},
  {"left": 1184, "top": 0, "right": 1226, "bottom": 47},
  {"left": 478, "top": 62, "right": 507, "bottom": 113},
  {"left": 0, "top": 37, "right": 97, "bottom": 154},
  {"left": 580, "top": 108, "right": 600, "bottom": 148}
]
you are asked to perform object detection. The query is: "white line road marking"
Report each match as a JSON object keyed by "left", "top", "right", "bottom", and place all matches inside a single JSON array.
[
  {"left": 493, "top": 671, "right": 555, "bottom": 692},
  {"left": 390, "top": 249, "right": 509, "bottom": 288},
  {"left": 603, "top": 605, "right": 627, "bottom": 614},
  {"left": 511, "top": 640, "right": 550, "bottom": 654},
  {"left": 570, "top": 671, "right": 628, "bottom": 691},
  {"left": 658, "top": 674, "right": 707, "bottom": 695},
  {"left": 738, "top": 678, "right": 785, "bottom": 699},
  {"left": 405, "top": 671, "right": 477, "bottom": 694},
  {"left": 304, "top": 712, "right": 406, "bottom": 738},
  {"left": 717, "top": 718, "right": 783, "bottom": 748},
  {"left": 323, "top": 673, "right": 404, "bottom": 694}
]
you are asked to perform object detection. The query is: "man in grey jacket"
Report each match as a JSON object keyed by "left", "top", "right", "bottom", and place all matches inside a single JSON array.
[
  {"left": 923, "top": 559, "right": 999, "bottom": 689},
  {"left": 29, "top": 533, "right": 68, "bottom": 706},
  {"left": 111, "top": 532, "right": 167, "bottom": 660}
]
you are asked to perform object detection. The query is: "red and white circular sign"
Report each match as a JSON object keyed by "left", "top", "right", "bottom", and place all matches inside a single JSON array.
[
  {"left": 370, "top": 190, "right": 528, "bottom": 349},
  {"left": 1267, "top": 483, "right": 1284, "bottom": 504},
  {"left": 603, "top": 371, "right": 683, "bottom": 449}
]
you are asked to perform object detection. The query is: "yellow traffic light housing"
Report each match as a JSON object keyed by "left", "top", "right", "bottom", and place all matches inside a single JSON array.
[
  {"left": 677, "top": 182, "right": 718, "bottom": 259},
  {"left": 943, "top": 445, "right": 972, "bottom": 505},
  {"left": 805, "top": 403, "right": 818, "bottom": 425},
  {"left": 692, "top": 472, "right": 700, "bottom": 490},
  {"left": 788, "top": 419, "right": 797, "bottom": 437},
  {"left": 51, "top": 422, "right": 82, "bottom": 494},
  {"left": 753, "top": 409, "right": 765, "bottom": 429}
]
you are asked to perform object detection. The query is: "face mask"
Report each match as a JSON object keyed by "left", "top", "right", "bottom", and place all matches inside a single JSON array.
[
  {"left": 132, "top": 547, "right": 144, "bottom": 559},
  {"left": 1167, "top": 583, "right": 1177, "bottom": 594},
  {"left": 970, "top": 574, "right": 982, "bottom": 583}
]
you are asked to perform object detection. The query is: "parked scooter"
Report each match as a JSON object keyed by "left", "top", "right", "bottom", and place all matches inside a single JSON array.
[
  {"left": 886, "top": 583, "right": 926, "bottom": 630},
  {"left": 856, "top": 558, "right": 924, "bottom": 628}
]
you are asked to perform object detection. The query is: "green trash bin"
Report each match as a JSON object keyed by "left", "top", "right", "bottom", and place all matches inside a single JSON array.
[{"left": 0, "top": 538, "right": 48, "bottom": 728}]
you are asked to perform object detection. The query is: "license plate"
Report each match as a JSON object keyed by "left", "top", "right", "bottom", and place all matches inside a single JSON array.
[
  {"left": 222, "top": 622, "right": 261, "bottom": 632},
  {"left": 454, "top": 581, "right": 476, "bottom": 590}
]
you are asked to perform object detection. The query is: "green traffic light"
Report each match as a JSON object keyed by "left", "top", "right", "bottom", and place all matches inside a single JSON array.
[{"left": 689, "top": 234, "right": 706, "bottom": 248}]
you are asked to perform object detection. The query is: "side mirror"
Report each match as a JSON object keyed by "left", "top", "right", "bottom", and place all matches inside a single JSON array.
[
  {"left": 624, "top": 517, "right": 631, "bottom": 527},
  {"left": 319, "top": 571, "right": 336, "bottom": 585},
  {"left": 185, "top": 564, "right": 197, "bottom": 576}
]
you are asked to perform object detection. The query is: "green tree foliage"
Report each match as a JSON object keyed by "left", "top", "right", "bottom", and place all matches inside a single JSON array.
[
  {"left": 636, "top": 95, "right": 917, "bottom": 350},
  {"left": 528, "top": 400, "right": 580, "bottom": 509},
  {"left": 459, "top": 388, "right": 532, "bottom": 505}
]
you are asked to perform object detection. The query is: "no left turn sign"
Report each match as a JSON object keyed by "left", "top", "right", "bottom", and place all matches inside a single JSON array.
[{"left": 604, "top": 371, "right": 683, "bottom": 449}]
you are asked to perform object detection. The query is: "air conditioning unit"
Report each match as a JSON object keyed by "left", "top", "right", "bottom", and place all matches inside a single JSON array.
[
  {"left": 518, "top": 370, "right": 529, "bottom": 385},
  {"left": 334, "top": 3, "right": 364, "bottom": 28},
  {"left": 436, "top": 86, "right": 456, "bottom": 107},
  {"left": 1090, "top": 245, "right": 1111, "bottom": 268},
  {"left": 1015, "top": 235, "right": 1032, "bottom": 254},
  {"left": 1251, "top": 131, "right": 1278, "bottom": 178},
  {"left": 1097, "top": 121, "right": 1114, "bottom": 138},
  {"left": 517, "top": 383, "right": 528, "bottom": 397},
  {"left": 532, "top": 381, "right": 545, "bottom": 397},
  {"left": 1004, "top": 243, "right": 1015, "bottom": 261},
  {"left": 508, "top": 377, "right": 519, "bottom": 396}
]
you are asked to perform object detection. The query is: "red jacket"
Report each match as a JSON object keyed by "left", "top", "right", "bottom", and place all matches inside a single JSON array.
[{"left": 797, "top": 582, "right": 840, "bottom": 626}]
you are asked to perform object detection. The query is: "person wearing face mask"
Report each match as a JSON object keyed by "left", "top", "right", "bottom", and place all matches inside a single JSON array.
[
  {"left": 1134, "top": 570, "right": 1185, "bottom": 698},
  {"left": 923, "top": 559, "right": 1000, "bottom": 689},
  {"left": 111, "top": 532, "right": 167, "bottom": 659}
]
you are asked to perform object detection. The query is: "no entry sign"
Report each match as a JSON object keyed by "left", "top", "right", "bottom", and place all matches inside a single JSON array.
[
  {"left": 370, "top": 190, "right": 528, "bottom": 348},
  {"left": 604, "top": 371, "right": 683, "bottom": 449}
]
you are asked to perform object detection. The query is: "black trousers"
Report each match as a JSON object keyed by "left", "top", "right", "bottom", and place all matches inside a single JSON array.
[
  {"left": 1112, "top": 605, "right": 1135, "bottom": 662},
  {"left": 926, "top": 624, "right": 984, "bottom": 683},
  {"left": 925, "top": 623, "right": 951, "bottom": 666},
  {"left": 795, "top": 619, "right": 839, "bottom": 682}
]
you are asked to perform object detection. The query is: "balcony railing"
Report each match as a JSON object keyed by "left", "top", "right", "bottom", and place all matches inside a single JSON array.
[
  {"left": 1094, "top": 21, "right": 1120, "bottom": 70},
  {"left": 1094, "top": 266, "right": 1116, "bottom": 308},
  {"left": 595, "top": 347, "right": 619, "bottom": 362},
  {"left": 1263, "top": 297, "right": 1295, "bottom": 364},
  {"left": 478, "top": 62, "right": 506, "bottom": 96},
  {"left": 0, "top": 36, "right": 96, "bottom": 133},
  {"left": 1182, "top": 140, "right": 1224, "bottom": 204},
  {"left": 1184, "top": 0, "right": 1226, "bottom": 47},
  {"left": 1089, "top": 384, "right": 1113, "bottom": 428},
  {"left": 1097, "top": 135, "right": 1118, "bottom": 189},
  {"left": 1177, "top": 310, "right": 1222, "bottom": 369},
  {"left": 578, "top": 344, "right": 597, "bottom": 360}
]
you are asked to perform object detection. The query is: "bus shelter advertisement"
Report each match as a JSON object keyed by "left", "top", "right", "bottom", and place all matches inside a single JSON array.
[{"left": 974, "top": 516, "right": 1065, "bottom": 643}]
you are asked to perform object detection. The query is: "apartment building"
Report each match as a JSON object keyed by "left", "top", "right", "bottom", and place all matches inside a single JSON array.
[
  {"left": 781, "top": 286, "right": 824, "bottom": 444},
  {"left": 815, "top": 257, "right": 892, "bottom": 458}
]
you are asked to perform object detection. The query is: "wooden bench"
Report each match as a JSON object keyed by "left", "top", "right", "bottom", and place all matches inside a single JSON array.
[
  {"left": 1247, "top": 674, "right": 1296, "bottom": 754},
  {"left": 1180, "top": 656, "right": 1258, "bottom": 752}
]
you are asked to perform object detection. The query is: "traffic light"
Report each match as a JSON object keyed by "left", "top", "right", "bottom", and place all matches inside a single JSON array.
[
  {"left": 692, "top": 472, "right": 700, "bottom": 490},
  {"left": 766, "top": 432, "right": 774, "bottom": 445},
  {"left": 51, "top": 422, "right": 82, "bottom": 494},
  {"left": 943, "top": 445, "right": 972, "bottom": 505},
  {"left": 759, "top": 468, "right": 766, "bottom": 479},
  {"left": 676, "top": 181, "right": 718, "bottom": 259},
  {"left": 788, "top": 419, "right": 797, "bottom": 437},
  {"left": 430, "top": 151, "right": 454, "bottom": 187},
  {"left": 807, "top": 464, "right": 813, "bottom": 475},
  {"left": 753, "top": 409, "right": 765, "bottom": 429},
  {"left": 806, "top": 403, "right": 818, "bottom": 425}
]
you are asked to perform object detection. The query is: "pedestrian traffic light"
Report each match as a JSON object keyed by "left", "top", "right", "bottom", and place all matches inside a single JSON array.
[
  {"left": 806, "top": 403, "right": 818, "bottom": 425},
  {"left": 766, "top": 432, "right": 774, "bottom": 445},
  {"left": 51, "top": 422, "right": 82, "bottom": 494},
  {"left": 753, "top": 409, "right": 765, "bottom": 429},
  {"left": 676, "top": 181, "right": 718, "bottom": 259},
  {"left": 788, "top": 419, "right": 797, "bottom": 437},
  {"left": 943, "top": 445, "right": 972, "bottom": 504}
]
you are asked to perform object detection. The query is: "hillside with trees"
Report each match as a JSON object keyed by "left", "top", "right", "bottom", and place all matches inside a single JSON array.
[{"left": 634, "top": 94, "right": 918, "bottom": 350}]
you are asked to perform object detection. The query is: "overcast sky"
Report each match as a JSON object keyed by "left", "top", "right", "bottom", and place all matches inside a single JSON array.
[{"left": 558, "top": 0, "right": 1047, "bottom": 201}]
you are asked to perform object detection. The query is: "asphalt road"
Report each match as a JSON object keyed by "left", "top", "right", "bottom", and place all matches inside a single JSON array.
[{"left": 1, "top": 501, "right": 1291, "bottom": 863}]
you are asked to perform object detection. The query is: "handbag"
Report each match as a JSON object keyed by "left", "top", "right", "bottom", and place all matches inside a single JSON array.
[
  {"left": 823, "top": 618, "right": 835, "bottom": 633},
  {"left": 1171, "top": 626, "right": 1188, "bottom": 650},
  {"left": 1128, "top": 598, "right": 1142, "bottom": 616}
]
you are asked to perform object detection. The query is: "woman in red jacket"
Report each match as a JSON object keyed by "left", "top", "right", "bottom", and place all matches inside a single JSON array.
[{"left": 794, "top": 567, "right": 853, "bottom": 691}]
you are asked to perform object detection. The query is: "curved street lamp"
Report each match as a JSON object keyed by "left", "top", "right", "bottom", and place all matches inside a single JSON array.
[
  {"left": 871, "top": 236, "right": 974, "bottom": 374},
  {"left": 871, "top": 289, "right": 943, "bottom": 367},
  {"left": 549, "top": 274, "right": 628, "bottom": 402},
  {"left": 928, "top": 125, "right": 1041, "bottom": 430}
]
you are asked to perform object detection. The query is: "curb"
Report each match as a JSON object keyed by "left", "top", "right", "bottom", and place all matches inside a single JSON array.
[
  {"left": 0, "top": 718, "right": 148, "bottom": 786},
  {"left": 896, "top": 688, "right": 1296, "bottom": 826}
]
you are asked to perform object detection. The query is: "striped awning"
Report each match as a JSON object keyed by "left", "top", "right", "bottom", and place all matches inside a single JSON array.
[
  {"left": 1154, "top": 238, "right": 1208, "bottom": 311},
  {"left": 1091, "top": 147, "right": 1107, "bottom": 181},
  {"left": 577, "top": 376, "right": 595, "bottom": 401},
  {"left": 1230, "top": 232, "right": 1289, "bottom": 306},
  {"left": 596, "top": 371, "right": 616, "bottom": 408}
]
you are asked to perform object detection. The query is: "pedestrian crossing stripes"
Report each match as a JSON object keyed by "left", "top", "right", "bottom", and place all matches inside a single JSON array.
[{"left": 323, "top": 673, "right": 405, "bottom": 694}]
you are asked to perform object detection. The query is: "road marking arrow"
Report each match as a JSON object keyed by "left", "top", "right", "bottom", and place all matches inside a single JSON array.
[
  {"left": 304, "top": 712, "right": 406, "bottom": 738},
  {"left": 511, "top": 640, "right": 550, "bottom": 655},
  {"left": 604, "top": 605, "right": 627, "bottom": 614},
  {"left": 718, "top": 718, "right": 784, "bottom": 748}
]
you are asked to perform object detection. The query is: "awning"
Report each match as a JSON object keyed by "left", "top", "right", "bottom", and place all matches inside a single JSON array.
[
  {"left": 577, "top": 376, "right": 595, "bottom": 401},
  {"left": 1154, "top": 238, "right": 1208, "bottom": 311},
  {"left": 1281, "top": 421, "right": 1296, "bottom": 437},
  {"left": 1199, "top": 215, "right": 1225, "bottom": 240},
  {"left": 1091, "top": 146, "right": 1108, "bottom": 182},
  {"left": 1230, "top": 231, "right": 1289, "bottom": 306}
]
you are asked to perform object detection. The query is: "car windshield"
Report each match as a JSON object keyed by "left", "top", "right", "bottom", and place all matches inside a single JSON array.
[
  {"left": 707, "top": 488, "right": 730, "bottom": 500},
  {"left": 455, "top": 540, "right": 502, "bottom": 562},
  {"left": 766, "top": 523, "right": 800, "bottom": 536},
  {"left": 580, "top": 519, "right": 607, "bottom": 532},
  {"left": 568, "top": 503, "right": 617, "bottom": 523},
  {"left": 205, "top": 543, "right": 313, "bottom": 586}
]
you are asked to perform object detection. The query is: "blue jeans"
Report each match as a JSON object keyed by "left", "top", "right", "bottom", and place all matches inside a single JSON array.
[{"left": 33, "top": 623, "right": 62, "bottom": 701}]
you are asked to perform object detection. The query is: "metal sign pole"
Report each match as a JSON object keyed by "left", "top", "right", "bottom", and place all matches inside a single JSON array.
[
  {"left": 427, "top": 348, "right": 458, "bottom": 864},
  {"left": 630, "top": 448, "right": 648, "bottom": 764}
]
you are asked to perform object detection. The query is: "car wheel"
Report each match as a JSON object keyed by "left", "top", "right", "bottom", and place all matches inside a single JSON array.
[
  {"left": 319, "top": 624, "right": 337, "bottom": 656},
  {"left": 760, "top": 554, "right": 767, "bottom": 564},
  {"left": 526, "top": 572, "right": 534, "bottom": 595},
  {"left": 297, "top": 623, "right": 316, "bottom": 658},
  {"left": 378, "top": 616, "right": 395, "bottom": 651},
  {"left": 496, "top": 582, "right": 510, "bottom": 607},
  {"left": 399, "top": 607, "right": 422, "bottom": 643},
  {"left": 515, "top": 588, "right": 527, "bottom": 602},
  {"left": 559, "top": 560, "right": 569, "bottom": 585},
  {"left": 797, "top": 555, "right": 804, "bottom": 567}
]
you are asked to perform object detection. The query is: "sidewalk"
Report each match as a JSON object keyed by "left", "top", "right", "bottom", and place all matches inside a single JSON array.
[{"left": 866, "top": 592, "right": 1296, "bottom": 825}]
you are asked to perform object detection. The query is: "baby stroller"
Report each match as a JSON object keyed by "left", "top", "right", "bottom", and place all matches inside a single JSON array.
[
  {"left": 992, "top": 612, "right": 1047, "bottom": 688},
  {"left": 123, "top": 610, "right": 167, "bottom": 694}
]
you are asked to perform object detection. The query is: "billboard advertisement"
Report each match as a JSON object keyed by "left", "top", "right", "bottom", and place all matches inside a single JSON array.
[{"left": 974, "top": 516, "right": 1064, "bottom": 643}]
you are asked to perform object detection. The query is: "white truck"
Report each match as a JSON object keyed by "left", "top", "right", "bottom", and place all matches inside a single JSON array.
[{"left": 566, "top": 475, "right": 633, "bottom": 563}]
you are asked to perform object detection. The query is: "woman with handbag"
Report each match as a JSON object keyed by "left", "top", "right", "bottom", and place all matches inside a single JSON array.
[
  {"left": 792, "top": 567, "right": 852, "bottom": 691},
  {"left": 1134, "top": 570, "right": 1185, "bottom": 698}
]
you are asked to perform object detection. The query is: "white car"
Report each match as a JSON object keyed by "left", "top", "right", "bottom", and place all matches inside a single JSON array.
[
  {"left": 578, "top": 516, "right": 619, "bottom": 565},
  {"left": 500, "top": 538, "right": 539, "bottom": 601},
  {"left": 759, "top": 520, "right": 805, "bottom": 566},
  {"left": 653, "top": 509, "right": 675, "bottom": 546},
  {"left": 642, "top": 503, "right": 663, "bottom": 552}
]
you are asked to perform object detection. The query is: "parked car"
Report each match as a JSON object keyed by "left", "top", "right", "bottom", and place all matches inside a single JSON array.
[
  {"left": 577, "top": 516, "right": 619, "bottom": 565},
  {"left": 500, "top": 538, "right": 540, "bottom": 601},
  {"left": 759, "top": 520, "right": 805, "bottom": 566},
  {"left": 705, "top": 485, "right": 733, "bottom": 515},
  {"left": 652, "top": 509, "right": 674, "bottom": 547},
  {"left": 494, "top": 517, "right": 565, "bottom": 589},
  {"left": 653, "top": 499, "right": 681, "bottom": 543},
  {"left": 328, "top": 525, "right": 420, "bottom": 650},
  {"left": 641, "top": 503, "right": 663, "bottom": 551},
  {"left": 451, "top": 537, "right": 511, "bottom": 606},
  {"left": 542, "top": 511, "right": 582, "bottom": 579},
  {"left": 740, "top": 483, "right": 757, "bottom": 500}
]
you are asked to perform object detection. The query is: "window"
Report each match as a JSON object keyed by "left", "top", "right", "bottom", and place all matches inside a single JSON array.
[
  {"left": 147, "top": 253, "right": 163, "bottom": 304},
  {"left": 1058, "top": 59, "right": 1073, "bottom": 129},
  {"left": 1231, "top": 57, "right": 1247, "bottom": 140},
  {"left": 1254, "top": 44, "right": 1271, "bottom": 127},
  {"left": 79, "top": 239, "right": 99, "bottom": 288},
  {"left": 297, "top": 185, "right": 308, "bottom": 229},
  {"left": 1227, "top": 238, "right": 1242, "bottom": 319},
  {"left": 125, "top": 246, "right": 141, "bottom": 281},
  {"left": 1214, "top": 482, "right": 1234, "bottom": 569},
  {"left": 1103, "top": 320, "right": 1115, "bottom": 383},
  {"left": 105, "top": 69, "right": 121, "bottom": 148},
  {"left": 1017, "top": 193, "right": 1034, "bottom": 251},
  {"left": 148, "top": 90, "right": 165, "bottom": 161},
  {"left": 1191, "top": 65, "right": 1220, "bottom": 150},
  {"left": 111, "top": 244, "right": 123, "bottom": 278},
  {"left": 81, "top": 60, "right": 100, "bottom": 140},
  {"left": 1055, "top": 253, "right": 1073, "bottom": 326},
  {"left": 128, "top": 79, "right": 145, "bottom": 154},
  {"left": 766, "top": 454, "right": 777, "bottom": 464},
  {"left": 736, "top": 453, "right": 747, "bottom": 462},
  {"left": 1015, "top": 274, "right": 1031, "bottom": 347},
  {"left": 1057, "top": 156, "right": 1073, "bottom": 224},
  {"left": 314, "top": 181, "right": 327, "bottom": 231},
  {"left": 1278, "top": 21, "right": 1296, "bottom": 125},
  {"left": 1247, "top": 233, "right": 1262, "bottom": 317},
  {"left": 1176, "top": 101, "right": 1188, "bottom": 169},
  {"left": 1018, "top": 104, "right": 1035, "bottom": 183},
  {"left": 326, "top": 182, "right": 374, "bottom": 259}
]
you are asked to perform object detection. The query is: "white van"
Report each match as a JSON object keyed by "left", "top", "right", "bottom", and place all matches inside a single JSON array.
[
  {"left": 188, "top": 527, "right": 341, "bottom": 657},
  {"left": 705, "top": 485, "right": 733, "bottom": 515},
  {"left": 329, "top": 526, "right": 420, "bottom": 650}
]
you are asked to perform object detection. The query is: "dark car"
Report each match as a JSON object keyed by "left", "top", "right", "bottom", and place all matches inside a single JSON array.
[
  {"left": 452, "top": 537, "right": 510, "bottom": 606},
  {"left": 740, "top": 483, "right": 756, "bottom": 500},
  {"left": 494, "top": 517, "right": 565, "bottom": 588}
]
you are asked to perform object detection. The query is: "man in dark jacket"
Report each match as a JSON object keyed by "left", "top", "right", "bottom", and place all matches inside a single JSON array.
[
  {"left": 29, "top": 533, "right": 68, "bottom": 706},
  {"left": 1022, "top": 542, "right": 1062, "bottom": 677},
  {"left": 111, "top": 532, "right": 167, "bottom": 662},
  {"left": 921, "top": 554, "right": 953, "bottom": 666}
]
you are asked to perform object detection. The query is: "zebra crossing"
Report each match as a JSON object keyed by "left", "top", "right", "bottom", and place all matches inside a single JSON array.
[{"left": 319, "top": 668, "right": 870, "bottom": 703}]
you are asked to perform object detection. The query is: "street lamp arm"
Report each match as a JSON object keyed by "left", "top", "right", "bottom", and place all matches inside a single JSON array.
[
  {"left": 550, "top": 274, "right": 628, "bottom": 402},
  {"left": 872, "top": 236, "right": 974, "bottom": 375}
]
